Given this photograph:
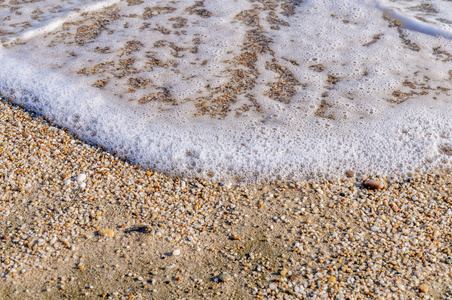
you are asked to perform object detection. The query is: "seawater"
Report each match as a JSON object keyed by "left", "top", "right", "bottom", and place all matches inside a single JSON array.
[{"left": 1, "top": 0, "right": 452, "bottom": 182}]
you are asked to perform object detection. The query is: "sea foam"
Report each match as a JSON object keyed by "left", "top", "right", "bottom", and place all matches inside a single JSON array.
[{"left": 1, "top": 0, "right": 452, "bottom": 182}]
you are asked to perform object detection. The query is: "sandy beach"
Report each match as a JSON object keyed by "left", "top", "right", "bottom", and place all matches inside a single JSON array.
[
  {"left": 1, "top": 0, "right": 452, "bottom": 299},
  {"left": 1, "top": 97, "right": 452, "bottom": 300}
]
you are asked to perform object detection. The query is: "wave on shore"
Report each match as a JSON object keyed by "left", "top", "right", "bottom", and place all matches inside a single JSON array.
[{"left": 1, "top": 0, "right": 452, "bottom": 182}]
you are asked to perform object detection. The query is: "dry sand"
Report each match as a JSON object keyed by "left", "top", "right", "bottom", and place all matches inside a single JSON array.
[{"left": 1, "top": 97, "right": 452, "bottom": 300}]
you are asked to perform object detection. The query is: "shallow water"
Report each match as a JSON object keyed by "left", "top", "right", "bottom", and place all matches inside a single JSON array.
[{"left": 1, "top": 0, "right": 452, "bottom": 182}]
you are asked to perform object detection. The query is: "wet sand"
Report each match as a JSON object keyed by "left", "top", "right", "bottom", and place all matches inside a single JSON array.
[{"left": 1, "top": 97, "right": 452, "bottom": 300}]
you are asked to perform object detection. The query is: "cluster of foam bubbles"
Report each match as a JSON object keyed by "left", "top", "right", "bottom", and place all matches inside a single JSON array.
[
  {"left": 377, "top": 0, "right": 452, "bottom": 39},
  {"left": 1, "top": 0, "right": 452, "bottom": 182},
  {"left": 0, "top": 0, "right": 120, "bottom": 41}
]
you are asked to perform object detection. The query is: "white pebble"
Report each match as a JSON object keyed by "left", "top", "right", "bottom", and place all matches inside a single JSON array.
[
  {"left": 172, "top": 249, "right": 181, "bottom": 256},
  {"left": 76, "top": 174, "right": 86, "bottom": 182}
]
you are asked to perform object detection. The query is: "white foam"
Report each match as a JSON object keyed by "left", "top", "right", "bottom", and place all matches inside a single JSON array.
[
  {"left": 11, "top": 0, "right": 121, "bottom": 43},
  {"left": 0, "top": 0, "right": 120, "bottom": 43},
  {"left": 1, "top": 0, "right": 452, "bottom": 182},
  {"left": 377, "top": 0, "right": 452, "bottom": 39}
]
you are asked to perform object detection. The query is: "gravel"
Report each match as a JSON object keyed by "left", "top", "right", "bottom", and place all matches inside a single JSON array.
[{"left": 1, "top": 97, "right": 452, "bottom": 299}]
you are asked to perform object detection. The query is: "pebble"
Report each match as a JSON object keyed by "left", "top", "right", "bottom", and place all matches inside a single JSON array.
[
  {"left": 328, "top": 276, "right": 336, "bottom": 283},
  {"left": 419, "top": 283, "right": 429, "bottom": 293},
  {"left": 363, "top": 179, "right": 385, "bottom": 189},
  {"left": 218, "top": 272, "right": 233, "bottom": 283},
  {"left": 345, "top": 170, "right": 354, "bottom": 177},
  {"left": 370, "top": 226, "right": 380, "bottom": 232},
  {"left": 336, "top": 294, "right": 345, "bottom": 300},
  {"left": 172, "top": 249, "right": 181, "bottom": 256},
  {"left": 76, "top": 174, "right": 87, "bottom": 183},
  {"left": 97, "top": 229, "right": 115, "bottom": 237}
]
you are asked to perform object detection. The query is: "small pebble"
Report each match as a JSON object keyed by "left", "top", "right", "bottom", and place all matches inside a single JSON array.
[
  {"left": 363, "top": 179, "right": 385, "bottom": 189},
  {"left": 172, "top": 249, "right": 181, "bottom": 256},
  {"left": 76, "top": 174, "right": 87, "bottom": 182},
  {"left": 345, "top": 170, "right": 354, "bottom": 177},
  {"left": 328, "top": 276, "right": 336, "bottom": 283},
  {"left": 371, "top": 226, "right": 380, "bottom": 232},
  {"left": 418, "top": 283, "right": 429, "bottom": 293},
  {"left": 97, "top": 229, "right": 115, "bottom": 237},
  {"left": 218, "top": 272, "right": 233, "bottom": 282}
]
